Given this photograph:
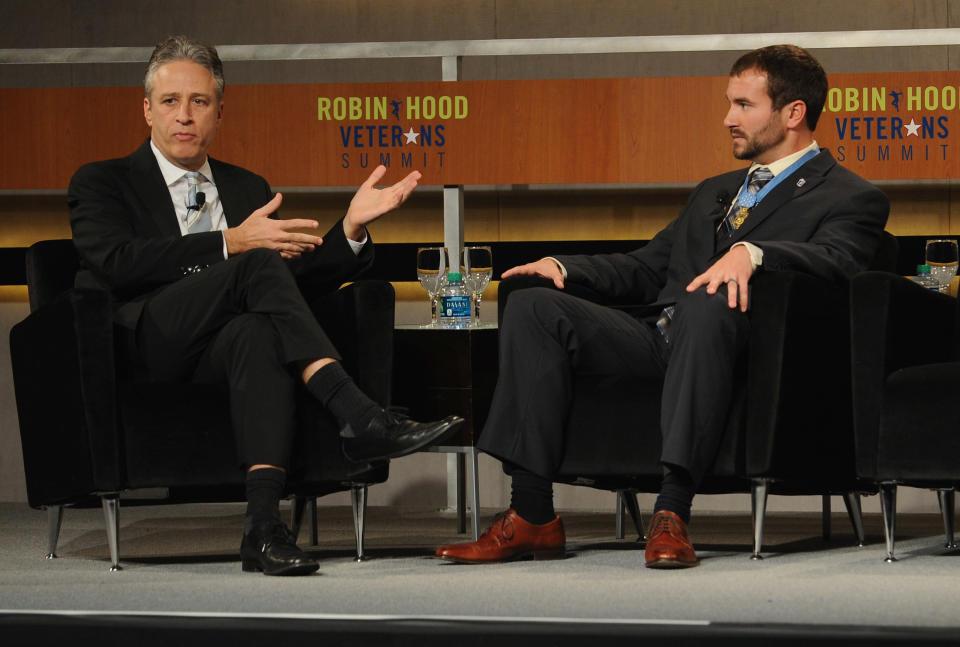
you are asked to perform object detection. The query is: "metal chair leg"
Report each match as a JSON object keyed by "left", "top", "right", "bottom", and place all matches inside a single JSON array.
[
  {"left": 880, "top": 482, "right": 897, "bottom": 563},
  {"left": 621, "top": 490, "right": 645, "bottom": 542},
  {"left": 821, "top": 494, "right": 831, "bottom": 541},
  {"left": 842, "top": 492, "right": 866, "bottom": 547},
  {"left": 46, "top": 505, "right": 63, "bottom": 559},
  {"left": 101, "top": 495, "right": 122, "bottom": 571},
  {"left": 615, "top": 490, "right": 627, "bottom": 539},
  {"left": 291, "top": 496, "right": 307, "bottom": 540},
  {"left": 290, "top": 497, "right": 319, "bottom": 546},
  {"left": 615, "top": 491, "right": 625, "bottom": 540},
  {"left": 751, "top": 478, "right": 770, "bottom": 560},
  {"left": 456, "top": 453, "right": 466, "bottom": 534},
  {"left": 468, "top": 447, "right": 480, "bottom": 542},
  {"left": 310, "top": 496, "right": 319, "bottom": 546},
  {"left": 350, "top": 485, "right": 368, "bottom": 562},
  {"left": 936, "top": 488, "right": 957, "bottom": 550}
]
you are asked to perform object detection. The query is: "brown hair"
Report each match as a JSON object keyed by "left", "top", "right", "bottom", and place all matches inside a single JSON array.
[{"left": 730, "top": 44, "right": 827, "bottom": 130}]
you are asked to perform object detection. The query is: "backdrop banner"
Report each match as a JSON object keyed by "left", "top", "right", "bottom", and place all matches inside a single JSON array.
[{"left": 2, "top": 72, "right": 958, "bottom": 190}]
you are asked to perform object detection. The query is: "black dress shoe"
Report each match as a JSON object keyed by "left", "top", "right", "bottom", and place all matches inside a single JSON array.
[
  {"left": 240, "top": 521, "right": 319, "bottom": 576},
  {"left": 341, "top": 410, "right": 464, "bottom": 462}
]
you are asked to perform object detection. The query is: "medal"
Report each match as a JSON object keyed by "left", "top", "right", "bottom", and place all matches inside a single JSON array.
[{"left": 732, "top": 206, "right": 750, "bottom": 229}]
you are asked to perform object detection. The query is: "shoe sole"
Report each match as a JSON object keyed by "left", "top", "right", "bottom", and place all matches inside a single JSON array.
[
  {"left": 645, "top": 558, "right": 699, "bottom": 569},
  {"left": 436, "top": 549, "right": 566, "bottom": 564},
  {"left": 343, "top": 416, "right": 464, "bottom": 462},
  {"left": 242, "top": 559, "right": 320, "bottom": 576}
]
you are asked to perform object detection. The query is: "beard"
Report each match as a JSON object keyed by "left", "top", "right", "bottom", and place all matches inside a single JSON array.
[{"left": 731, "top": 116, "right": 787, "bottom": 161}]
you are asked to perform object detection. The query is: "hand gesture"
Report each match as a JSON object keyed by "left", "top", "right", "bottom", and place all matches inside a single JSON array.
[
  {"left": 501, "top": 258, "right": 565, "bottom": 289},
  {"left": 223, "top": 193, "right": 324, "bottom": 259},
  {"left": 685, "top": 245, "right": 754, "bottom": 311},
  {"left": 343, "top": 165, "right": 421, "bottom": 241}
]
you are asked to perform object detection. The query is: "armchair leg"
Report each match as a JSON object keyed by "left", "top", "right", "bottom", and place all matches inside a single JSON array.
[
  {"left": 290, "top": 496, "right": 319, "bottom": 546},
  {"left": 936, "top": 488, "right": 957, "bottom": 550},
  {"left": 751, "top": 478, "right": 770, "bottom": 560},
  {"left": 310, "top": 496, "right": 319, "bottom": 546},
  {"left": 291, "top": 496, "right": 307, "bottom": 541},
  {"left": 880, "top": 482, "right": 897, "bottom": 563},
  {"left": 45, "top": 505, "right": 63, "bottom": 559},
  {"left": 842, "top": 492, "right": 866, "bottom": 547},
  {"left": 350, "top": 485, "right": 368, "bottom": 562},
  {"left": 615, "top": 491, "right": 625, "bottom": 540},
  {"left": 623, "top": 490, "right": 645, "bottom": 542},
  {"left": 101, "top": 495, "right": 122, "bottom": 572},
  {"left": 468, "top": 447, "right": 480, "bottom": 542},
  {"left": 821, "top": 494, "right": 831, "bottom": 541}
]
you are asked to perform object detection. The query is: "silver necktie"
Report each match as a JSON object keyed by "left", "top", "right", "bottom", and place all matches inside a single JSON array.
[{"left": 184, "top": 171, "right": 211, "bottom": 233}]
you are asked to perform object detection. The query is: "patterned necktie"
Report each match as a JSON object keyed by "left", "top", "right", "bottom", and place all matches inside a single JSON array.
[
  {"left": 184, "top": 171, "right": 211, "bottom": 233},
  {"left": 722, "top": 166, "right": 773, "bottom": 236}
]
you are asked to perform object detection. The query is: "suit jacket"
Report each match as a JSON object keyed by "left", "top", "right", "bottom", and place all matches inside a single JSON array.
[
  {"left": 68, "top": 139, "right": 373, "bottom": 329},
  {"left": 555, "top": 150, "right": 890, "bottom": 306}
]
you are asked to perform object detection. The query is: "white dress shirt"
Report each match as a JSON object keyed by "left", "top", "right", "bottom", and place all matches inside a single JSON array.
[{"left": 149, "top": 140, "right": 366, "bottom": 258}]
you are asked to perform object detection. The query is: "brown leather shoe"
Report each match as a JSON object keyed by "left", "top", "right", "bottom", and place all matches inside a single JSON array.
[
  {"left": 645, "top": 510, "right": 699, "bottom": 569},
  {"left": 435, "top": 509, "right": 565, "bottom": 564}
]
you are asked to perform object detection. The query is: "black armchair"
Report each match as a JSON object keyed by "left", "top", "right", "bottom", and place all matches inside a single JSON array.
[
  {"left": 851, "top": 270, "right": 960, "bottom": 562},
  {"left": 10, "top": 239, "right": 392, "bottom": 570},
  {"left": 497, "top": 233, "right": 897, "bottom": 558}
]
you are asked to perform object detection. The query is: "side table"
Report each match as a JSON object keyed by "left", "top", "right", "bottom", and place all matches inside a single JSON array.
[{"left": 392, "top": 323, "right": 499, "bottom": 540}]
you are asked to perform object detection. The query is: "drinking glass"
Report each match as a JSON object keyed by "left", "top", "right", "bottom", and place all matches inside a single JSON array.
[
  {"left": 925, "top": 239, "right": 959, "bottom": 293},
  {"left": 461, "top": 245, "right": 493, "bottom": 326},
  {"left": 417, "top": 247, "right": 449, "bottom": 327}
]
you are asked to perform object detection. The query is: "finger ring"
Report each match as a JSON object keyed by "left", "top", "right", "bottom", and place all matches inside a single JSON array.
[{"left": 726, "top": 278, "right": 738, "bottom": 285}]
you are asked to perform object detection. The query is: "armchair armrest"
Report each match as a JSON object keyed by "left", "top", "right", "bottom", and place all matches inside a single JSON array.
[
  {"left": 308, "top": 280, "right": 395, "bottom": 407},
  {"left": 742, "top": 271, "right": 854, "bottom": 478},
  {"left": 850, "top": 271, "right": 960, "bottom": 477},
  {"left": 10, "top": 286, "right": 123, "bottom": 506}
]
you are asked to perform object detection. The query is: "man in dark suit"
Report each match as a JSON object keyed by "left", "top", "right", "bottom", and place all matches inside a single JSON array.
[
  {"left": 69, "top": 35, "right": 462, "bottom": 576},
  {"left": 436, "top": 45, "right": 889, "bottom": 568}
]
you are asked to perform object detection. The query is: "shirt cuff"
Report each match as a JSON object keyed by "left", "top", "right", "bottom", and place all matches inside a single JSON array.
[
  {"left": 733, "top": 242, "right": 763, "bottom": 270},
  {"left": 545, "top": 256, "right": 568, "bottom": 279},
  {"left": 221, "top": 232, "right": 228, "bottom": 260},
  {"left": 347, "top": 231, "right": 368, "bottom": 256}
]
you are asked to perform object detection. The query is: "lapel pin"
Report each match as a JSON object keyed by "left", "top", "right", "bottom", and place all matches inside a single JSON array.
[{"left": 796, "top": 178, "right": 806, "bottom": 187}]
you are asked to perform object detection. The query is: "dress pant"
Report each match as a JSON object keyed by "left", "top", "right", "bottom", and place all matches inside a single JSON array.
[
  {"left": 478, "top": 286, "right": 750, "bottom": 484},
  {"left": 133, "top": 248, "right": 340, "bottom": 468}
]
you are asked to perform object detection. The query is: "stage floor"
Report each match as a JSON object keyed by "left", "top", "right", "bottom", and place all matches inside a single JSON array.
[{"left": 1, "top": 502, "right": 958, "bottom": 645}]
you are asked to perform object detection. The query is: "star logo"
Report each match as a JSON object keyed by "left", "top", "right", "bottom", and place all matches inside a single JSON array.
[
  {"left": 904, "top": 119, "right": 921, "bottom": 137},
  {"left": 403, "top": 127, "right": 420, "bottom": 144}
]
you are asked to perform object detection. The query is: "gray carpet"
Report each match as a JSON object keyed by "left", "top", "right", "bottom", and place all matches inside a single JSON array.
[{"left": 0, "top": 502, "right": 958, "bottom": 630}]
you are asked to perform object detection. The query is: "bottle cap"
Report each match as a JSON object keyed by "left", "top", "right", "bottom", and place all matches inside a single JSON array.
[
  {"left": 447, "top": 272, "right": 462, "bottom": 281},
  {"left": 917, "top": 264, "right": 932, "bottom": 273}
]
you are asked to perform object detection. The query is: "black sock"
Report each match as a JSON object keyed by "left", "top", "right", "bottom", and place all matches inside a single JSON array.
[
  {"left": 653, "top": 464, "right": 695, "bottom": 525},
  {"left": 305, "top": 362, "right": 381, "bottom": 433},
  {"left": 244, "top": 467, "right": 285, "bottom": 534},
  {"left": 510, "top": 468, "right": 556, "bottom": 525}
]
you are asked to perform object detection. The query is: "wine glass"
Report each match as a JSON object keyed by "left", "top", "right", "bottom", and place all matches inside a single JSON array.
[
  {"left": 925, "top": 239, "right": 959, "bottom": 293},
  {"left": 461, "top": 245, "right": 492, "bottom": 326},
  {"left": 417, "top": 247, "right": 449, "bottom": 327}
]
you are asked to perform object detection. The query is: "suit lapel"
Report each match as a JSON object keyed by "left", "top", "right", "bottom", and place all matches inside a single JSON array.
[
  {"left": 707, "top": 172, "right": 747, "bottom": 257},
  {"left": 726, "top": 150, "right": 835, "bottom": 243},
  {"left": 128, "top": 139, "right": 180, "bottom": 237},
  {"left": 210, "top": 159, "right": 249, "bottom": 228}
]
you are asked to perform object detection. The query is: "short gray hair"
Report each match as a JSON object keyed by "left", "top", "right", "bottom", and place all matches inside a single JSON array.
[{"left": 144, "top": 35, "right": 225, "bottom": 101}]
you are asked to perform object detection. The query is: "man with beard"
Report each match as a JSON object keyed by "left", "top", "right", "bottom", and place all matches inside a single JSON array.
[{"left": 435, "top": 44, "right": 889, "bottom": 568}]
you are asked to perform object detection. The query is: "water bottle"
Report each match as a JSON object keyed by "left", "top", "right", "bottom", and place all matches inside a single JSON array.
[
  {"left": 439, "top": 272, "right": 471, "bottom": 328},
  {"left": 911, "top": 264, "right": 940, "bottom": 291}
]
